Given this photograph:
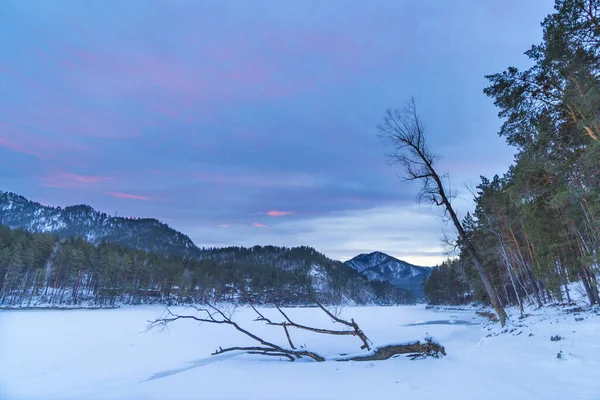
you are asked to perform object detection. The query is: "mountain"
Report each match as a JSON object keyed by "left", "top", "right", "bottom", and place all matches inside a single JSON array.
[
  {"left": 0, "top": 190, "right": 198, "bottom": 257},
  {"left": 0, "top": 190, "right": 411, "bottom": 306},
  {"left": 344, "top": 251, "right": 432, "bottom": 299}
]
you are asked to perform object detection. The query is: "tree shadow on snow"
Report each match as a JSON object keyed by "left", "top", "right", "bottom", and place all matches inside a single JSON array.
[
  {"left": 403, "top": 319, "right": 479, "bottom": 326},
  {"left": 142, "top": 353, "right": 241, "bottom": 382}
]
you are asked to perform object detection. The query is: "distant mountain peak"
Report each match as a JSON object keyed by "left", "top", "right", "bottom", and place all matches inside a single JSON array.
[
  {"left": 345, "top": 251, "right": 399, "bottom": 272},
  {"left": 367, "top": 251, "right": 388, "bottom": 256},
  {"left": 364, "top": 250, "right": 392, "bottom": 260},
  {"left": 344, "top": 251, "right": 432, "bottom": 299}
]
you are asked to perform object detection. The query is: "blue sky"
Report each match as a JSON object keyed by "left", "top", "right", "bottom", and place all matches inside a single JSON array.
[{"left": 0, "top": 0, "right": 554, "bottom": 265}]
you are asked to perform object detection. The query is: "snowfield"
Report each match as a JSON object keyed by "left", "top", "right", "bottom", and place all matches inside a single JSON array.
[{"left": 0, "top": 304, "right": 598, "bottom": 400}]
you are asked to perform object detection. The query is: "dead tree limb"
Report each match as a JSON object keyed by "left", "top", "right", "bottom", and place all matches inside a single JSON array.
[
  {"left": 312, "top": 301, "right": 372, "bottom": 350},
  {"left": 149, "top": 305, "right": 325, "bottom": 362},
  {"left": 282, "top": 323, "right": 296, "bottom": 349},
  {"left": 338, "top": 338, "right": 446, "bottom": 362},
  {"left": 148, "top": 302, "right": 445, "bottom": 362},
  {"left": 251, "top": 302, "right": 371, "bottom": 350}
]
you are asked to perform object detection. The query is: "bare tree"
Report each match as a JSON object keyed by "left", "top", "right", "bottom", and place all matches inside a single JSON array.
[
  {"left": 148, "top": 301, "right": 446, "bottom": 362},
  {"left": 377, "top": 98, "right": 508, "bottom": 326}
]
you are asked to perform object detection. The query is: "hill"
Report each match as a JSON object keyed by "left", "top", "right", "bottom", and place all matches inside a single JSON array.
[
  {"left": 0, "top": 190, "right": 410, "bottom": 306},
  {"left": 0, "top": 190, "right": 197, "bottom": 257},
  {"left": 345, "top": 251, "right": 432, "bottom": 299}
]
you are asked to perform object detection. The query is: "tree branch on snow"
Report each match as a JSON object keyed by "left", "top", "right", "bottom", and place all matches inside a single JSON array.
[{"left": 148, "top": 301, "right": 445, "bottom": 362}]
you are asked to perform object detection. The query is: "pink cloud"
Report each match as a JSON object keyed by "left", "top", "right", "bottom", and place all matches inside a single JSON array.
[
  {"left": 106, "top": 192, "right": 152, "bottom": 200},
  {"left": 0, "top": 122, "right": 55, "bottom": 159},
  {"left": 2, "top": 27, "right": 364, "bottom": 159},
  {"left": 0, "top": 136, "right": 43, "bottom": 158},
  {"left": 0, "top": 12, "right": 390, "bottom": 178},
  {"left": 218, "top": 224, "right": 231, "bottom": 228},
  {"left": 66, "top": 173, "right": 109, "bottom": 184},
  {"left": 43, "top": 171, "right": 113, "bottom": 189},
  {"left": 253, "top": 222, "right": 268, "bottom": 228},
  {"left": 1, "top": 65, "right": 143, "bottom": 142},
  {"left": 48, "top": 36, "right": 309, "bottom": 112},
  {"left": 0, "top": 116, "right": 94, "bottom": 161},
  {"left": 267, "top": 210, "right": 294, "bottom": 217}
]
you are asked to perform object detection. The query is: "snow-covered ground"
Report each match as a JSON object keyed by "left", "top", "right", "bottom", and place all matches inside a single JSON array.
[{"left": 0, "top": 303, "right": 598, "bottom": 400}]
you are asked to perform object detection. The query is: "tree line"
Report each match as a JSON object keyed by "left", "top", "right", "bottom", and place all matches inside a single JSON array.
[
  {"left": 423, "top": 0, "right": 599, "bottom": 311},
  {"left": 0, "top": 225, "right": 409, "bottom": 307}
]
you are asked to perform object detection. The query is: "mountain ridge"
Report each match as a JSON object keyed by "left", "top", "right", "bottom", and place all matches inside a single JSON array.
[
  {"left": 0, "top": 190, "right": 198, "bottom": 257},
  {"left": 0, "top": 190, "right": 412, "bottom": 306},
  {"left": 344, "top": 251, "right": 432, "bottom": 299}
]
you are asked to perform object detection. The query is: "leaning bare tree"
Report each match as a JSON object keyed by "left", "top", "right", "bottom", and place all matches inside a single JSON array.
[
  {"left": 377, "top": 98, "right": 508, "bottom": 326},
  {"left": 148, "top": 300, "right": 446, "bottom": 362}
]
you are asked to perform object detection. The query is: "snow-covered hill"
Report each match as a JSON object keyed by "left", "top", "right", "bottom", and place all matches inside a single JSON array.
[
  {"left": 0, "top": 191, "right": 411, "bottom": 305},
  {"left": 345, "top": 251, "right": 432, "bottom": 299},
  {"left": 0, "top": 190, "right": 199, "bottom": 257}
]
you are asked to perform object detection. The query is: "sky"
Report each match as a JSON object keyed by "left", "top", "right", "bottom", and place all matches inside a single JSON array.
[{"left": 0, "top": 0, "right": 555, "bottom": 266}]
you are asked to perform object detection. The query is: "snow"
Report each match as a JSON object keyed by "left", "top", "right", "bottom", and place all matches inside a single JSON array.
[{"left": 0, "top": 304, "right": 599, "bottom": 400}]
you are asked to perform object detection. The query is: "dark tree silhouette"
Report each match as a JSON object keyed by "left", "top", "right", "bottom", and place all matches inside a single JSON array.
[{"left": 377, "top": 98, "right": 508, "bottom": 326}]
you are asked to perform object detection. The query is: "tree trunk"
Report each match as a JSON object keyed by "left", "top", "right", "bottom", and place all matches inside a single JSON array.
[
  {"left": 376, "top": 99, "right": 508, "bottom": 325},
  {"left": 509, "top": 226, "right": 543, "bottom": 308},
  {"left": 431, "top": 169, "right": 508, "bottom": 326},
  {"left": 338, "top": 340, "right": 446, "bottom": 362}
]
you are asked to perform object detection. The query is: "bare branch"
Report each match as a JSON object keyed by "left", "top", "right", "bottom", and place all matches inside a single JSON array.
[
  {"left": 251, "top": 304, "right": 272, "bottom": 323},
  {"left": 148, "top": 302, "right": 445, "bottom": 363},
  {"left": 312, "top": 299, "right": 371, "bottom": 350},
  {"left": 282, "top": 323, "right": 296, "bottom": 349},
  {"left": 377, "top": 97, "right": 508, "bottom": 326}
]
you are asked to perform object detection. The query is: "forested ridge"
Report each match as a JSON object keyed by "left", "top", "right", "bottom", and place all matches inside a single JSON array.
[
  {"left": 0, "top": 190, "right": 199, "bottom": 257},
  {"left": 0, "top": 224, "right": 409, "bottom": 307},
  {"left": 424, "top": 0, "right": 600, "bottom": 310}
]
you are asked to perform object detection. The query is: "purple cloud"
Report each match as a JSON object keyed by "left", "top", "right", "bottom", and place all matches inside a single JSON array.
[
  {"left": 105, "top": 192, "right": 152, "bottom": 201},
  {"left": 43, "top": 171, "right": 113, "bottom": 189},
  {"left": 267, "top": 211, "right": 294, "bottom": 217},
  {"left": 0, "top": 0, "right": 555, "bottom": 264}
]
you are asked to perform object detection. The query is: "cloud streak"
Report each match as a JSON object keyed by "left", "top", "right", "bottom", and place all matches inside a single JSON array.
[
  {"left": 105, "top": 192, "right": 152, "bottom": 201},
  {"left": 267, "top": 210, "right": 294, "bottom": 217},
  {"left": 43, "top": 171, "right": 113, "bottom": 189}
]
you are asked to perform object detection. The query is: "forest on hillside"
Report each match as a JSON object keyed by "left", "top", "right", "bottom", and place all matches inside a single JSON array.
[
  {"left": 424, "top": 0, "right": 600, "bottom": 311},
  {"left": 0, "top": 225, "right": 409, "bottom": 307},
  {"left": 0, "top": 193, "right": 200, "bottom": 257}
]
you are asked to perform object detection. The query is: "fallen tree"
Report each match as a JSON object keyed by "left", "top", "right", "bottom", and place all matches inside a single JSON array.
[{"left": 148, "top": 301, "right": 446, "bottom": 362}]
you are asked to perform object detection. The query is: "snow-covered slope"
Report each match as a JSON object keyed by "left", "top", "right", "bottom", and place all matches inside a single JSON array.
[
  {"left": 345, "top": 251, "right": 432, "bottom": 299},
  {"left": 0, "top": 190, "right": 199, "bottom": 257}
]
